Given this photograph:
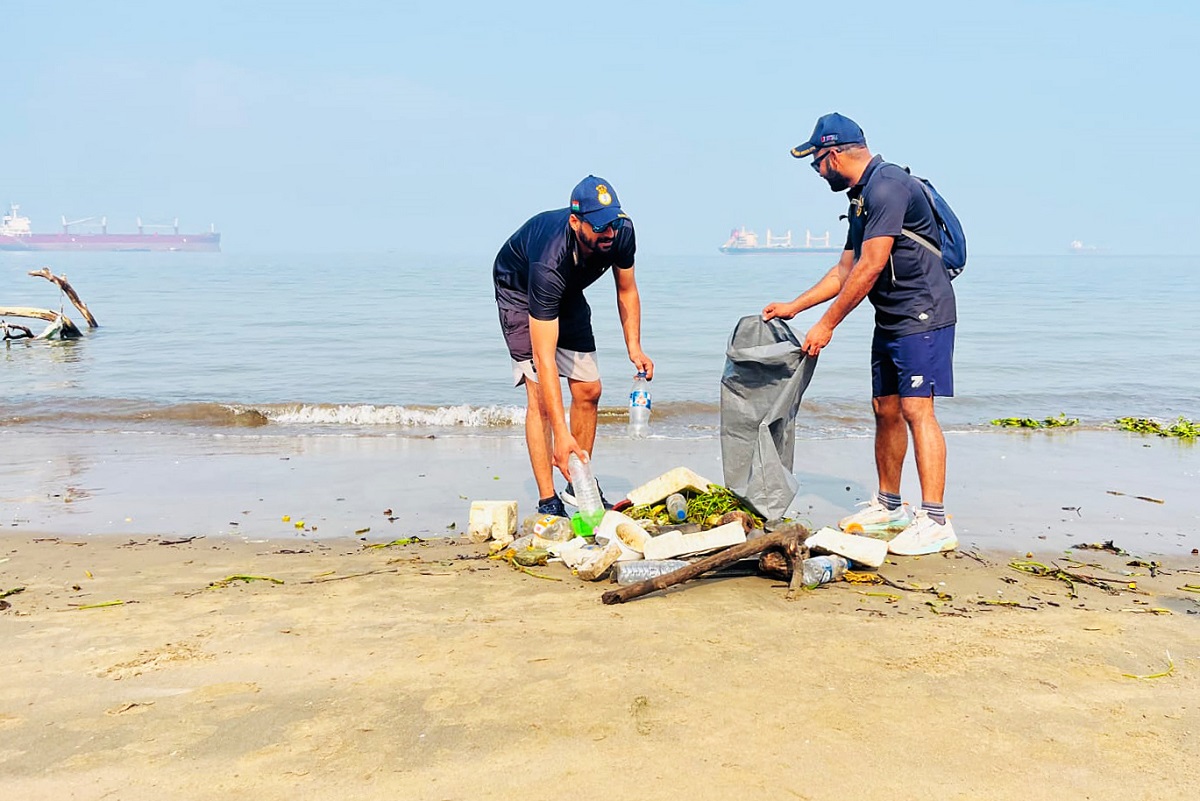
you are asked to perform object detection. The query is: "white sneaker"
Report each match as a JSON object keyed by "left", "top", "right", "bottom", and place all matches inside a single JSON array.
[
  {"left": 837, "top": 498, "right": 914, "bottom": 536},
  {"left": 887, "top": 509, "right": 958, "bottom": 555}
]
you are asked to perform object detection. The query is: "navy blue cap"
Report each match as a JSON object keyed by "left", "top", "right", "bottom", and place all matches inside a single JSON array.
[
  {"left": 570, "top": 175, "right": 627, "bottom": 228},
  {"left": 790, "top": 112, "right": 866, "bottom": 158}
]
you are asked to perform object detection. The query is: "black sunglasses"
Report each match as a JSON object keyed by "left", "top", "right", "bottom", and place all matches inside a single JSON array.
[
  {"left": 810, "top": 148, "right": 836, "bottom": 172},
  {"left": 576, "top": 214, "right": 624, "bottom": 234}
]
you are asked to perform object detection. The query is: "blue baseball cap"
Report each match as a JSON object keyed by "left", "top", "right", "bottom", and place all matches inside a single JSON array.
[
  {"left": 570, "top": 175, "right": 627, "bottom": 228},
  {"left": 790, "top": 112, "right": 867, "bottom": 158}
]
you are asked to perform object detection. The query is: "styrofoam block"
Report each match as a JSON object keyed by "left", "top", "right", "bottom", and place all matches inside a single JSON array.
[
  {"left": 468, "top": 500, "right": 518, "bottom": 544},
  {"left": 641, "top": 521, "right": 746, "bottom": 560},
  {"left": 625, "top": 467, "right": 716, "bottom": 506}
]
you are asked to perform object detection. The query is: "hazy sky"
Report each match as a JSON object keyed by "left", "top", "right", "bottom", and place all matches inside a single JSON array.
[{"left": 5, "top": 1, "right": 1198, "bottom": 255}]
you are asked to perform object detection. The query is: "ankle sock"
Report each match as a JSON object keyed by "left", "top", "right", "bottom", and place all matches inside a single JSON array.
[
  {"left": 539, "top": 495, "right": 558, "bottom": 506},
  {"left": 878, "top": 491, "right": 903, "bottom": 512},
  {"left": 922, "top": 502, "right": 946, "bottom": 525}
]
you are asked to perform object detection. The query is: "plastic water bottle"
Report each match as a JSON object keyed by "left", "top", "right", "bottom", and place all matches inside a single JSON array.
[
  {"left": 612, "top": 559, "right": 690, "bottom": 585},
  {"left": 665, "top": 493, "right": 688, "bottom": 523},
  {"left": 521, "top": 514, "right": 572, "bottom": 542},
  {"left": 800, "top": 554, "right": 850, "bottom": 586},
  {"left": 628, "top": 372, "right": 651, "bottom": 438},
  {"left": 567, "top": 453, "right": 605, "bottom": 536}
]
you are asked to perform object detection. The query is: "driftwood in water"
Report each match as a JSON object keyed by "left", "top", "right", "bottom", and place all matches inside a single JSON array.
[
  {"left": 2, "top": 321, "right": 35, "bottom": 340},
  {"left": 0, "top": 307, "right": 83, "bottom": 338},
  {"left": 600, "top": 523, "right": 810, "bottom": 605},
  {"left": 28, "top": 268, "right": 98, "bottom": 327}
]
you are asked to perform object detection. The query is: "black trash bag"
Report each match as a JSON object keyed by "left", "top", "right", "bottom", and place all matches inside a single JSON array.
[{"left": 719, "top": 315, "right": 818, "bottom": 519}]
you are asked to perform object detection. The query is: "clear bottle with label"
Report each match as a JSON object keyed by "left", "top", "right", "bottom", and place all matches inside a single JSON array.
[
  {"left": 800, "top": 554, "right": 850, "bottom": 586},
  {"left": 665, "top": 493, "right": 688, "bottom": 523},
  {"left": 628, "top": 371, "right": 651, "bottom": 438},
  {"left": 567, "top": 453, "right": 605, "bottom": 536},
  {"left": 521, "top": 513, "right": 572, "bottom": 542}
]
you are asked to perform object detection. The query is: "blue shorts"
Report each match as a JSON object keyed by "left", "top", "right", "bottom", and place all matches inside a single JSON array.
[{"left": 871, "top": 325, "right": 955, "bottom": 398}]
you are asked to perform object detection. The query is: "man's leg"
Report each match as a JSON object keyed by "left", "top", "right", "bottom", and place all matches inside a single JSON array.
[
  {"left": 567, "top": 377, "right": 602, "bottom": 457},
  {"left": 524, "top": 378, "right": 556, "bottom": 500},
  {"left": 900, "top": 395, "right": 946, "bottom": 505},
  {"left": 872, "top": 394, "right": 908, "bottom": 496}
]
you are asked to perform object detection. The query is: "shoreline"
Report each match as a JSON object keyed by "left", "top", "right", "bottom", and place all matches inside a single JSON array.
[
  {"left": 1, "top": 532, "right": 1198, "bottom": 799},
  {"left": 3, "top": 427, "right": 1198, "bottom": 556}
]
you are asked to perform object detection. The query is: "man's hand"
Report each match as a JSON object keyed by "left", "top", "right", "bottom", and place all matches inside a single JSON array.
[
  {"left": 761, "top": 300, "right": 798, "bottom": 321},
  {"left": 629, "top": 349, "right": 655, "bottom": 380},
  {"left": 802, "top": 319, "right": 834, "bottom": 357},
  {"left": 552, "top": 432, "right": 588, "bottom": 482}
]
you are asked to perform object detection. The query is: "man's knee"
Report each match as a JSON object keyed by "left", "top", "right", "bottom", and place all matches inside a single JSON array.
[
  {"left": 899, "top": 395, "right": 936, "bottom": 425},
  {"left": 569, "top": 379, "right": 602, "bottom": 405},
  {"left": 873, "top": 395, "right": 902, "bottom": 421}
]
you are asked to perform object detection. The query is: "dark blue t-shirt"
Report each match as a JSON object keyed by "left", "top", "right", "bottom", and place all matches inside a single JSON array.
[
  {"left": 493, "top": 208, "right": 636, "bottom": 359},
  {"left": 845, "top": 156, "right": 956, "bottom": 337}
]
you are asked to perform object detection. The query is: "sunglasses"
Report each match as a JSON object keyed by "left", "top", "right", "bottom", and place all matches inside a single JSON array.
[
  {"left": 575, "top": 214, "right": 624, "bottom": 234},
  {"left": 810, "top": 149, "right": 836, "bottom": 172}
]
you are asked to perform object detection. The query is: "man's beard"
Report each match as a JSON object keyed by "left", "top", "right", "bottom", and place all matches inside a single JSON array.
[{"left": 824, "top": 170, "right": 851, "bottom": 193}]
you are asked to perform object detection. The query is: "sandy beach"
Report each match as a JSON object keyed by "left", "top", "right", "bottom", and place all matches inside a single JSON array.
[
  {"left": 1, "top": 530, "right": 1198, "bottom": 800},
  {"left": 2, "top": 428, "right": 1199, "bottom": 799}
]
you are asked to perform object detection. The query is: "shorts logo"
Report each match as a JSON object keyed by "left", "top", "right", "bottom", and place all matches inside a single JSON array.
[
  {"left": 911, "top": 375, "right": 924, "bottom": 389},
  {"left": 596, "top": 185, "right": 612, "bottom": 206}
]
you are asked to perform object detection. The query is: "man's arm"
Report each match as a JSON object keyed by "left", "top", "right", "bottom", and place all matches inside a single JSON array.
[
  {"left": 762, "top": 248, "right": 856, "bottom": 321},
  {"left": 529, "top": 316, "right": 587, "bottom": 472},
  {"left": 801, "top": 236, "right": 893, "bottom": 357},
  {"left": 613, "top": 265, "right": 654, "bottom": 379}
]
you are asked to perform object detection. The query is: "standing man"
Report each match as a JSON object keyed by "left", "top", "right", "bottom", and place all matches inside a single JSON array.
[
  {"left": 493, "top": 175, "right": 654, "bottom": 517},
  {"left": 762, "top": 113, "right": 958, "bottom": 555}
]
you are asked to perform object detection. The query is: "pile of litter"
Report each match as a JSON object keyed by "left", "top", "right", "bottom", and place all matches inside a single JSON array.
[{"left": 468, "top": 467, "right": 890, "bottom": 602}]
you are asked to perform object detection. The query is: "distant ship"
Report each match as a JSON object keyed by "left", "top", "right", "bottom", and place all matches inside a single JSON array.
[
  {"left": 1068, "top": 240, "right": 1101, "bottom": 254},
  {"left": 720, "top": 226, "right": 841, "bottom": 254},
  {"left": 0, "top": 203, "right": 220, "bottom": 252}
]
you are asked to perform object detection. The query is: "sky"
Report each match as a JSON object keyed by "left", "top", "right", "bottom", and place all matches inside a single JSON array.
[{"left": 4, "top": 0, "right": 1199, "bottom": 256}]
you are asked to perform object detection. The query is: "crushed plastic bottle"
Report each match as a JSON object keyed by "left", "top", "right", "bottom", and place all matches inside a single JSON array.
[
  {"left": 567, "top": 453, "right": 605, "bottom": 536},
  {"left": 665, "top": 493, "right": 688, "bottom": 523},
  {"left": 628, "top": 371, "right": 651, "bottom": 438},
  {"left": 521, "top": 513, "right": 573, "bottom": 542},
  {"left": 800, "top": 554, "right": 850, "bottom": 586},
  {"left": 612, "top": 559, "right": 690, "bottom": 585}
]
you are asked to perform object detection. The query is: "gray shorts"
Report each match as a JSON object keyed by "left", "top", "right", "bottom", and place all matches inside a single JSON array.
[{"left": 512, "top": 349, "right": 600, "bottom": 387}]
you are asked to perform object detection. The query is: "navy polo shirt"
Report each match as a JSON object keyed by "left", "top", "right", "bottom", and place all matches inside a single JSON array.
[
  {"left": 844, "top": 155, "right": 956, "bottom": 337},
  {"left": 493, "top": 208, "right": 636, "bottom": 360}
]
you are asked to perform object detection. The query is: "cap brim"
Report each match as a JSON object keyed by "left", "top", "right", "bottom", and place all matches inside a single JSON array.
[
  {"left": 791, "top": 142, "right": 817, "bottom": 158},
  {"left": 581, "top": 206, "right": 623, "bottom": 227}
]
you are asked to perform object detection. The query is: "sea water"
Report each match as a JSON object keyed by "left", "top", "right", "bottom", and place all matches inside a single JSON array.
[{"left": 4, "top": 250, "right": 1198, "bottom": 440}]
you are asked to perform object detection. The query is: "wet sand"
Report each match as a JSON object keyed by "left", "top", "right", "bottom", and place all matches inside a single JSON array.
[
  {"left": 3, "top": 428, "right": 1199, "bottom": 556},
  {"left": 1, "top": 532, "right": 1198, "bottom": 800}
]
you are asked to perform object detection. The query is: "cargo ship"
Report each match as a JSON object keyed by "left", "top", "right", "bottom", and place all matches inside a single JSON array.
[
  {"left": 0, "top": 203, "right": 220, "bottom": 252},
  {"left": 719, "top": 226, "right": 841, "bottom": 254}
]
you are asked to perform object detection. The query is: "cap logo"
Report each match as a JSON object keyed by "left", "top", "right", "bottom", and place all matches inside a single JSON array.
[
  {"left": 596, "top": 185, "right": 612, "bottom": 206},
  {"left": 820, "top": 134, "right": 839, "bottom": 144},
  {"left": 571, "top": 200, "right": 581, "bottom": 211}
]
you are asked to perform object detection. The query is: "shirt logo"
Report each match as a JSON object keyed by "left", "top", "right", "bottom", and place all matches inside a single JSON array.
[
  {"left": 911, "top": 375, "right": 924, "bottom": 389},
  {"left": 596, "top": 185, "right": 612, "bottom": 206}
]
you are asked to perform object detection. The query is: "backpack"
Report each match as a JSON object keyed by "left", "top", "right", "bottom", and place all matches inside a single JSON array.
[{"left": 899, "top": 167, "right": 967, "bottom": 280}]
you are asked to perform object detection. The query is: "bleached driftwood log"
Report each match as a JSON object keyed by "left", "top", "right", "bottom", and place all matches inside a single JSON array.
[
  {"left": 0, "top": 308, "right": 82, "bottom": 338},
  {"left": 28, "top": 268, "right": 98, "bottom": 327}
]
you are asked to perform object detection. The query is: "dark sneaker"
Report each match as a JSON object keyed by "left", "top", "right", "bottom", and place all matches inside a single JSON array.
[
  {"left": 561, "top": 483, "right": 614, "bottom": 511},
  {"left": 536, "top": 495, "right": 567, "bottom": 518}
]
